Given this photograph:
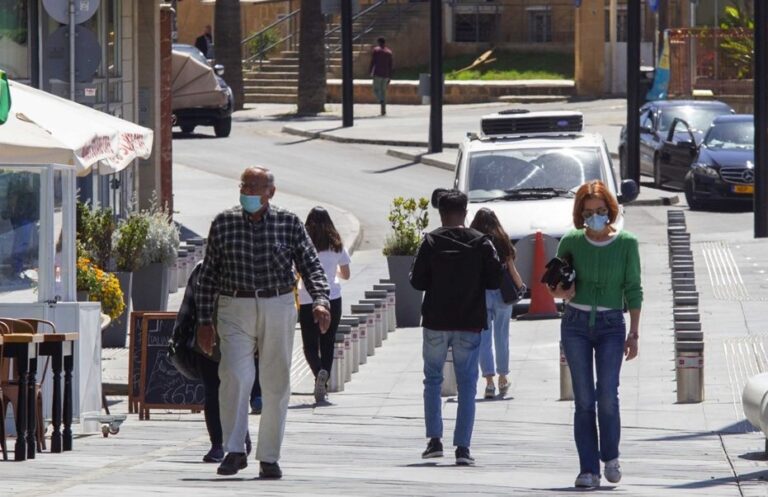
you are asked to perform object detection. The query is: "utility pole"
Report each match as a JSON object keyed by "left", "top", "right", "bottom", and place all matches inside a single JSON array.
[
  {"left": 341, "top": 0, "right": 353, "bottom": 127},
  {"left": 625, "top": 0, "right": 641, "bottom": 185},
  {"left": 428, "top": 0, "right": 443, "bottom": 153},
  {"left": 755, "top": 0, "right": 768, "bottom": 237}
]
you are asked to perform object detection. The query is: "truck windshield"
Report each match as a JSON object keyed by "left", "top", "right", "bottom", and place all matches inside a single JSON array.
[{"left": 467, "top": 147, "right": 605, "bottom": 201}]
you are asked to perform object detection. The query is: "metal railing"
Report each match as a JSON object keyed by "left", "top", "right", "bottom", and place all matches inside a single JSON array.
[{"left": 241, "top": 9, "right": 300, "bottom": 67}]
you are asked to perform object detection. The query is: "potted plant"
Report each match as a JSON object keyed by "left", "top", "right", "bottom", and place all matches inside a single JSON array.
[
  {"left": 76, "top": 255, "right": 125, "bottom": 324},
  {"left": 100, "top": 213, "right": 150, "bottom": 346},
  {"left": 382, "top": 196, "right": 429, "bottom": 327},
  {"left": 130, "top": 197, "right": 180, "bottom": 311}
]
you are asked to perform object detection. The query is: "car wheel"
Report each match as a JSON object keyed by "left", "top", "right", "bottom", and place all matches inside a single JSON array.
[
  {"left": 180, "top": 124, "right": 195, "bottom": 134},
  {"left": 653, "top": 155, "right": 663, "bottom": 188},
  {"left": 684, "top": 178, "right": 703, "bottom": 210},
  {"left": 214, "top": 117, "right": 232, "bottom": 138}
]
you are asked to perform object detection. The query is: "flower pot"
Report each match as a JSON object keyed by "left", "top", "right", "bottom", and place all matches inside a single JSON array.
[
  {"left": 76, "top": 290, "right": 90, "bottom": 302},
  {"left": 102, "top": 271, "right": 132, "bottom": 347},
  {"left": 386, "top": 255, "right": 423, "bottom": 328},
  {"left": 131, "top": 262, "right": 170, "bottom": 311}
]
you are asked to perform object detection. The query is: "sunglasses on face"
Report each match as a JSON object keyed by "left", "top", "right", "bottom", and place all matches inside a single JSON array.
[{"left": 582, "top": 207, "right": 609, "bottom": 218}]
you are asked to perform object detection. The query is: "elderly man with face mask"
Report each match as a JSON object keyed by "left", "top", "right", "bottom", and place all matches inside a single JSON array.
[{"left": 195, "top": 166, "right": 331, "bottom": 478}]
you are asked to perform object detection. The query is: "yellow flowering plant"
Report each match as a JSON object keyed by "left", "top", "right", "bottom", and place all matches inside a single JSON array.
[{"left": 76, "top": 256, "right": 125, "bottom": 320}]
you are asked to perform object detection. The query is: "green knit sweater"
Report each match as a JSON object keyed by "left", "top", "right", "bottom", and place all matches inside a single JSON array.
[{"left": 556, "top": 228, "right": 643, "bottom": 311}]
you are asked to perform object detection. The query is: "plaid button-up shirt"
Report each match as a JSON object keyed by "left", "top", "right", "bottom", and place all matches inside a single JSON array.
[{"left": 195, "top": 204, "right": 330, "bottom": 325}]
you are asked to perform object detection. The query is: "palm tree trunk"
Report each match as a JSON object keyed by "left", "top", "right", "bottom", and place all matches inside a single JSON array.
[
  {"left": 298, "top": 0, "right": 327, "bottom": 115},
  {"left": 214, "top": 0, "right": 244, "bottom": 110}
]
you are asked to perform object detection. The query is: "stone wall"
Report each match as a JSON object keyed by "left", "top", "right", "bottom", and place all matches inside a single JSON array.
[{"left": 325, "top": 79, "right": 573, "bottom": 105}]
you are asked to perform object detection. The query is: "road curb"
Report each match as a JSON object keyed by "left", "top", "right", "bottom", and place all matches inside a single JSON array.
[
  {"left": 281, "top": 125, "right": 460, "bottom": 149},
  {"left": 629, "top": 194, "right": 681, "bottom": 207},
  {"left": 386, "top": 149, "right": 455, "bottom": 171}
]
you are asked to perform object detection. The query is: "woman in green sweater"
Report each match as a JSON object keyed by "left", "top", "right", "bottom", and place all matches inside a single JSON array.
[{"left": 550, "top": 180, "right": 642, "bottom": 489}]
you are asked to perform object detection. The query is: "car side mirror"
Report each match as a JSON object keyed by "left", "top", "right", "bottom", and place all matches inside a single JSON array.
[
  {"left": 617, "top": 179, "right": 639, "bottom": 204},
  {"left": 214, "top": 64, "right": 225, "bottom": 76}
]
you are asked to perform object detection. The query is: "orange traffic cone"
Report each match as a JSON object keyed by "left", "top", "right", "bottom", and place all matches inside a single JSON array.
[{"left": 518, "top": 230, "right": 561, "bottom": 320}]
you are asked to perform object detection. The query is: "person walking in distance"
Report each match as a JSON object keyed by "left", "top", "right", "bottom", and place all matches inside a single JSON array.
[
  {"left": 469, "top": 208, "right": 525, "bottom": 399},
  {"left": 196, "top": 166, "right": 331, "bottom": 479},
  {"left": 550, "top": 180, "right": 642, "bottom": 489},
  {"left": 298, "top": 207, "right": 351, "bottom": 404},
  {"left": 195, "top": 25, "right": 214, "bottom": 58},
  {"left": 410, "top": 189, "right": 501, "bottom": 466},
  {"left": 369, "top": 37, "right": 393, "bottom": 116}
]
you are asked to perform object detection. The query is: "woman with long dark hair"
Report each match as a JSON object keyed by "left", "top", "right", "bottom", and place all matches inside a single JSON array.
[
  {"left": 469, "top": 208, "right": 524, "bottom": 399},
  {"left": 299, "top": 207, "right": 351, "bottom": 403}
]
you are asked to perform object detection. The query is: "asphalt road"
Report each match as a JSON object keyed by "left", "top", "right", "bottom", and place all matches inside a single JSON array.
[{"left": 172, "top": 107, "right": 452, "bottom": 250}]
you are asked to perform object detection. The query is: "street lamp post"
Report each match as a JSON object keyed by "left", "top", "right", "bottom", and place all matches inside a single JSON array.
[
  {"left": 428, "top": 0, "right": 443, "bottom": 154},
  {"left": 625, "top": 0, "right": 641, "bottom": 185},
  {"left": 755, "top": 0, "right": 768, "bottom": 237},
  {"left": 341, "top": 0, "right": 354, "bottom": 128}
]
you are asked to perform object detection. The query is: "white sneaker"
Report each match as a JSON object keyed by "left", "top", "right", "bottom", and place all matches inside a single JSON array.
[
  {"left": 604, "top": 458, "right": 622, "bottom": 483},
  {"left": 574, "top": 473, "right": 601, "bottom": 488}
]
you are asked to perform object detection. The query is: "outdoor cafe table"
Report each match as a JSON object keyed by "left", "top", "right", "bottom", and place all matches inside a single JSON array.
[
  {"left": 2, "top": 333, "right": 42, "bottom": 461},
  {"left": 38, "top": 332, "right": 79, "bottom": 454}
]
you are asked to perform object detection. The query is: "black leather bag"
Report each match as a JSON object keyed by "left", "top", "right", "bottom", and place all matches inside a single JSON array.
[
  {"left": 499, "top": 265, "right": 524, "bottom": 304},
  {"left": 168, "top": 331, "right": 200, "bottom": 381}
]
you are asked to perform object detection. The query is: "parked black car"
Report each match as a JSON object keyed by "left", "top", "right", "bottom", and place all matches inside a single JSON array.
[
  {"left": 618, "top": 99, "right": 734, "bottom": 186},
  {"left": 171, "top": 43, "right": 233, "bottom": 138},
  {"left": 657, "top": 114, "right": 754, "bottom": 209}
]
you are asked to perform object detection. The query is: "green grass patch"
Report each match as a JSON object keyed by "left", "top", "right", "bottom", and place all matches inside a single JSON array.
[{"left": 393, "top": 50, "right": 573, "bottom": 81}]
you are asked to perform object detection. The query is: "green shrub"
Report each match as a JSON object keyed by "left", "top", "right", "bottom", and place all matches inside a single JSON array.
[{"left": 382, "top": 197, "right": 429, "bottom": 257}]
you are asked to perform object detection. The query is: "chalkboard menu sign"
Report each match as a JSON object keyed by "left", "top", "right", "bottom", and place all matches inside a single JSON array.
[{"left": 128, "top": 311, "right": 204, "bottom": 419}]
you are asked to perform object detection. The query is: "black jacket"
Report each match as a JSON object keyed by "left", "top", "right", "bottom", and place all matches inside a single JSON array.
[{"left": 409, "top": 226, "right": 501, "bottom": 331}]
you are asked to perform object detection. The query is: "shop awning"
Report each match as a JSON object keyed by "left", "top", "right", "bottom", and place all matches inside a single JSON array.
[{"left": 0, "top": 81, "right": 154, "bottom": 175}]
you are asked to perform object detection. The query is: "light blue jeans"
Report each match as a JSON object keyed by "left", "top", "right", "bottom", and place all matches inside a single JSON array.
[
  {"left": 561, "top": 306, "right": 626, "bottom": 475},
  {"left": 422, "top": 328, "right": 481, "bottom": 448},
  {"left": 479, "top": 289, "right": 513, "bottom": 377}
]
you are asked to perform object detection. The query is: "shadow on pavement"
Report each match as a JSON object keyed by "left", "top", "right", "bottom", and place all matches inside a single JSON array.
[
  {"left": 368, "top": 161, "right": 420, "bottom": 174},
  {"left": 667, "top": 469, "right": 768, "bottom": 489},
  {"left": 172, "top": 132, "right": 216, "bottom": 140}
]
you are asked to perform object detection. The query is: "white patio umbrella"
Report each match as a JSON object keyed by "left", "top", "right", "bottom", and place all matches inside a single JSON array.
[{"left": 0, "top": 81, "right": 153, "bottom": 174}]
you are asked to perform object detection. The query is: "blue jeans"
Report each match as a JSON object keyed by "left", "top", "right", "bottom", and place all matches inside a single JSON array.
[
  {"left": 479, "top": 289, "right": 513, "bottom": 377},
  {"left": 423, "top": 328, "right": 481, "bottom": 448},
  {"left": 561, "top": 306, "right": 626, "bottom": 475}
]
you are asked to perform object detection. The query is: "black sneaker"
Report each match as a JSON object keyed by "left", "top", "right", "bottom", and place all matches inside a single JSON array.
[
  {"left": 421, "top": 438, "right": 444, "bottom": 459},
  {"left": 217, "top": 452, "right": 248, "bottom": 475},
  {"left": 259, "top": 461, "right": 283, "bottom": 479},
  {"left": 455, "top": 446, "right": 475, "bottom": 466}
]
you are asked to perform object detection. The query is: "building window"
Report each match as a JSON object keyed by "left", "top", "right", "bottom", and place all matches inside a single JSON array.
[
  {"left": 605, "top": 7, "right": 628, "bottom": 42},
  {"left": 0, "top": 0, "right": 30, "bottom": 79},
  {"left": 454, "top": 13, "right": 497, "bottom": 42},
  {"left": 527, "top": 8, "right": 552, "bottom": 43}
]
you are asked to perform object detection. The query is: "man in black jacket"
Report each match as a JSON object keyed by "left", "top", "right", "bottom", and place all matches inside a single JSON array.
[{"left": 410, "top": 189, "right": 501, "bottom": 466}]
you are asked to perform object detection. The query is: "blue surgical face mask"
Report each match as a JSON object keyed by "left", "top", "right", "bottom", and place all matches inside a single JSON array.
[
  {"left": 240, "top": 193, "right": 263, "bottom": 213},
  {"left": 585, "top": 213, "right": 609, "bottom": 232}
]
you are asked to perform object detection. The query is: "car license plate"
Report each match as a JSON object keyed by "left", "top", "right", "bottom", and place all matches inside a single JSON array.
[{"left": 732, "top": 184, "right": 754, "bottom": 194}]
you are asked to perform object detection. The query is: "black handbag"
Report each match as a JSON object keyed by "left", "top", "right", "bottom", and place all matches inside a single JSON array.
[
  {"left": 168, "top": 331, "right": 200, "bottom": 381},
  {"left": 499, "top": 264, "right": 525, "bottom": 304},
  {"left": 541, "top": 255, "right": 575, "bottom": 290}
]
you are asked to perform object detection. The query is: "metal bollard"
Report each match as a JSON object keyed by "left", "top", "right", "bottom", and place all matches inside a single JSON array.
[
  {"left": 188, "top": 237, "right": 205, "bottom": 264},
  {"left": 559, "top": 341, "right": 573, "bottom": 401},
  {"left": 742, "top": 372, "right": 768, "bottom": 442},
  {"left": 365, "top": 291, "right": 390, "bottom": 339},
  {"left": 374, "top": 283, "right": 397, "bottom": 333},
  {"left": 168, "top": 257, "right": 179, "bottom": 293},
  {"left": 441, "top": 347, "right": 458, "bottom": 397},
  {"left": 329, "top": 335, "right": 345, "bottom": 392},
  {"left": 351, "top": 315, "right": 369, "bottom": 364},
  {"left": 177, "top": 249, "right": 189, "bottom": 289},
  {"left": 351, "top": 304, "right": 376, "bottom": 357},
  {"left": 340, "top": 317, "right": 363, "bottom": 366},
  {"left": 339, "top": 328, "right": 353, "bottom": 382},
  {"left": 337, "top": 324, "right": 358, "bottom": 373},
  {"left": 360, "top": 299, "right": 385, "bottom": 347},
  {"left": 676, "top": 341, "right": 704, "bottom": 403}
]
